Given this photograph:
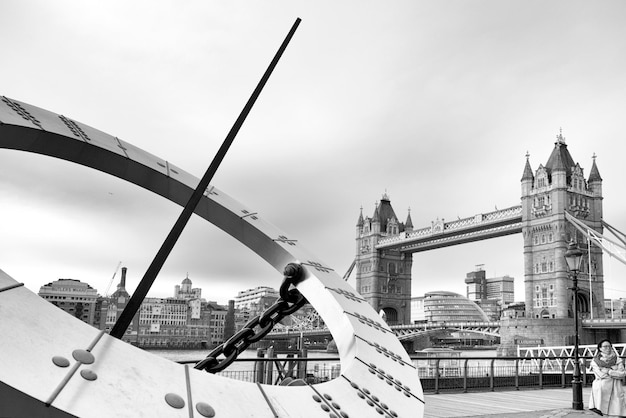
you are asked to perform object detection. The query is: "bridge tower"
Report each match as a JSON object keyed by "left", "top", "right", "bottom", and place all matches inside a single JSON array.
[
  {"left": 355, "top": 193, "right": 413, "bottom": 325},
  {"left": 520, "top": 131, "right": 605, "bottom": 320}
]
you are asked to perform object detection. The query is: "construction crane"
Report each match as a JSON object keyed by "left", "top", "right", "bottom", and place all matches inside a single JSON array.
[
  {"left": 343, "top": 259, "right": 356, "bottom": 281},
  {"left": 104, "top": 261, "right": 122, "bottom": 297}
]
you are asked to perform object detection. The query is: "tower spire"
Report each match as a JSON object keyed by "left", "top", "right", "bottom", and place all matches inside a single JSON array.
[
  {"left": 556, "top": 127, "right": 566, "bottom": 144},
  {"left": 521, "top": 151, "right": 534, "bottom": 181},
  {"left": 588, "top": 153, "right": 602, "bottom": 182}
]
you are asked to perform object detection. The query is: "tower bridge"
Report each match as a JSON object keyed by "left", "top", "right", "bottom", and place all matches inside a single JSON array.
[{"left": 353, "top": 131, "right": 626, "bottom": 349}]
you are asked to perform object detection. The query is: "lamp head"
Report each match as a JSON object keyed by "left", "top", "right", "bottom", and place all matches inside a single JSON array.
[{"left": 564, "top": 240, "right": 584, "bottom": 273}]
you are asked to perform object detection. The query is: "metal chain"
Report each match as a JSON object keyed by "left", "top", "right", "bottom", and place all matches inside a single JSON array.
[{"left": 194, "top": 263, "right": 307, "bottom": 373}]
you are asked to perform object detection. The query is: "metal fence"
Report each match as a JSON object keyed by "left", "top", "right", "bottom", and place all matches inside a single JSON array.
[
  {"left": 414, "top": 356, "right": 595, "bottom": 393},
  {"left": 182, "top": 354, "right": 600, "bottom": 393}
]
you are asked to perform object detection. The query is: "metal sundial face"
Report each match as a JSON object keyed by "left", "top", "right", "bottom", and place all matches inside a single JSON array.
[{"left": 0, "top": 96, "right": 424, "bottom": 417}]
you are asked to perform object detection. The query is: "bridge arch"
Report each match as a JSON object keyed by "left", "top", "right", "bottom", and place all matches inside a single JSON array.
[{"left": 381, "top": 307, "right": 399, "bottom": 324}]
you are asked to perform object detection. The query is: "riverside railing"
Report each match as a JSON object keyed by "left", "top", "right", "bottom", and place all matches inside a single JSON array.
[{"left": 180, "top": 353, "right": 605, "bottom": 393}]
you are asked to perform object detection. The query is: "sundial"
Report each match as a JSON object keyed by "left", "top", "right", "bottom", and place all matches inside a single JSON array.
[{"left": 0, "top": 18, "right": 424, "bottom": 417}]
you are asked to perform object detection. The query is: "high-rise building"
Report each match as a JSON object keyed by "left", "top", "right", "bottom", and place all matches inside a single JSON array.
[
  {"left": 465, "top": 267, "right": 487, "bottom": 301},
  {"left": 486, "top": 275, "right": 514, "bottom": 304},
  {"left": 465, "top": 267, "right": 515, "bottom": 305},
  {"left": 234, "top": 286, "right": 279, "bottom": 317},
  {"left": 410, "top": 296, "right": 425, "bottom": 324},
  {"left": 465, "top": 266, "right": 514, "bottom": 320},
  {"left": 39, "top": 278, "right": 99, "bottom": 326}
]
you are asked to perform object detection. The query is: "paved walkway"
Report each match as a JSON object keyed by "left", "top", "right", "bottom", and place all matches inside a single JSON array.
[{"left": 424, "top": 387, "right": 598, "bottom": 417}]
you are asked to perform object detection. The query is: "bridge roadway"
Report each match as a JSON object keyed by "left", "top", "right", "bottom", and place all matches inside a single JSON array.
[{"left": 269, "top": 318, "right": 626, "bottom": 340}]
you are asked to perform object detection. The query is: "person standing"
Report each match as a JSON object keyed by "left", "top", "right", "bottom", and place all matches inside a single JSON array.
[{"left": 589, "top": 339, "right": 626, "bottom": 416}]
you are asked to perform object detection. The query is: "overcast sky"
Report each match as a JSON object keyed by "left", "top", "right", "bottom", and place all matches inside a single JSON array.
[{"left": 1, "top": 0, "right": 625, "bottom": 305}]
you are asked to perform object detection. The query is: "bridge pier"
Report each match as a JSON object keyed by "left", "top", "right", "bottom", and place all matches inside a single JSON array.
[{"left": 498, "top": 317, "right": 621, "bottom": 356}]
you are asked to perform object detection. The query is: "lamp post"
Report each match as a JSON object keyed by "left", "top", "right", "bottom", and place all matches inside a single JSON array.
[{"left": 564, "top": 240, "right": 585, "bottom": 410}]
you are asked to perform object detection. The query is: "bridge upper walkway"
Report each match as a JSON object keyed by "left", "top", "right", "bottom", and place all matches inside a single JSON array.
[{"left": 376, "top": 205, "right": 522, "bottom": 252}]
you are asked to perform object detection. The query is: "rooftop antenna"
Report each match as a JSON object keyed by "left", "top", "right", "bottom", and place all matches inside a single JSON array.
[{"left": 110, "top": 18, "right": 302, "bottom": 338}]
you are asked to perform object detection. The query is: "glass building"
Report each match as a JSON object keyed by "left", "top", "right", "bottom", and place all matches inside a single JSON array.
[{"left": 423, "top": 291, "right": 489, "bottom": 323}]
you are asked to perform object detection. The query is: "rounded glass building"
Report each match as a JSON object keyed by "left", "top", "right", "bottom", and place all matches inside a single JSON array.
[{"left": 423, "top": 291, "right": 489, "bottom": 323}]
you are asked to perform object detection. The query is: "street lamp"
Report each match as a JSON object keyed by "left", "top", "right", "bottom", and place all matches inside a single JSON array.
[{"left": 564, "top": 240, "right": 585, "bottom": 410}]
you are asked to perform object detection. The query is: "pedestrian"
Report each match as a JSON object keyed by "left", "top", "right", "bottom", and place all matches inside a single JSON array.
[{"left": 589, "top": 338, "right": 626, "bottom": 416}]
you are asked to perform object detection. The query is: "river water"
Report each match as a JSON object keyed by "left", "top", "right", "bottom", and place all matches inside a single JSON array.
[{"left": 147, "top": 348, "right": 498, "bottom": 374}]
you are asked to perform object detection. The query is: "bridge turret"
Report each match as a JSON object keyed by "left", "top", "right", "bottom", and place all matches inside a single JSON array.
[
  {"left": 355, "top": 194, "right": 412, "bottom": 325},
  {"left": 588, "top": 154, "right": 603, "bottom": 197},
  {"left": 521, "top": 152, "right": 534, "bottom": 195},
  {"left": 549, "top": 145, "right": 568, "bottom": 190},
  {"left": 371, "top": 202, "right": 381, "bottom": 234},
  {"left": 405, "top": 208, "right": 414, "bottom": 232},
  {"left": 356, "top": 207, "right": 364, "bottom": 237},
  {"left": 520, "top": 131, "right": 606, "bottom": 322}
]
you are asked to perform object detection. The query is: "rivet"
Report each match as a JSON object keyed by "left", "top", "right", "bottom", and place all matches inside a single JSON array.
[
  {"left": 366, "top": 400, "right": 374, "bottom": 407},
  {"left": 362, "top": 388, "right": 370, "bottom": 395},
  {"left": 350, "top": 382, "right": 359, "bottom": 389},
  {"left": 340, "top": 411, "right": 349, "bottom": 418},
  {"left": 381, "top": 403, "right": 388, "bottom": 409},
  {"left": 321, "top": 404, "right": 330, "bottom": 412},
  {"left": 165, "top": 393, "right": 185, "bottom": 409},
  {"left": 331, "top": 402, "right": 340, "bottom": 409},
  {"left": 72, "top": 349, "right": 94, "bottom": 364},
  {"left": 390, "top": 410, "right": 398, "bottom": 417},
  {"left": 323, "top": 393, "right": 332, "bottom": 401},
  {"left": 312, "top": 395, "right": 322, "bottom": 403},
  {"left": 372, "top": 395, "right": 379, "bottom": 402},
  {"left": 357, "top": 392, "right": 365, "bottom": 399},
  {"left": 403, "top": 385, "right": 411, "bottom": 392},
  {"left": 52, "top": 356, "right": 70, "bottom": 367},
  {"left": 375, "top": 407, "right": 384, "bottom": 414},
  {"left": 196, "top": 402, "right": 216, "bottom": 417},
  {"left": 80, "top": 369, "right": 97, "bottom": 381},
  {"left": 368, "top": 368, "right": 376, "bottom": 374}
]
